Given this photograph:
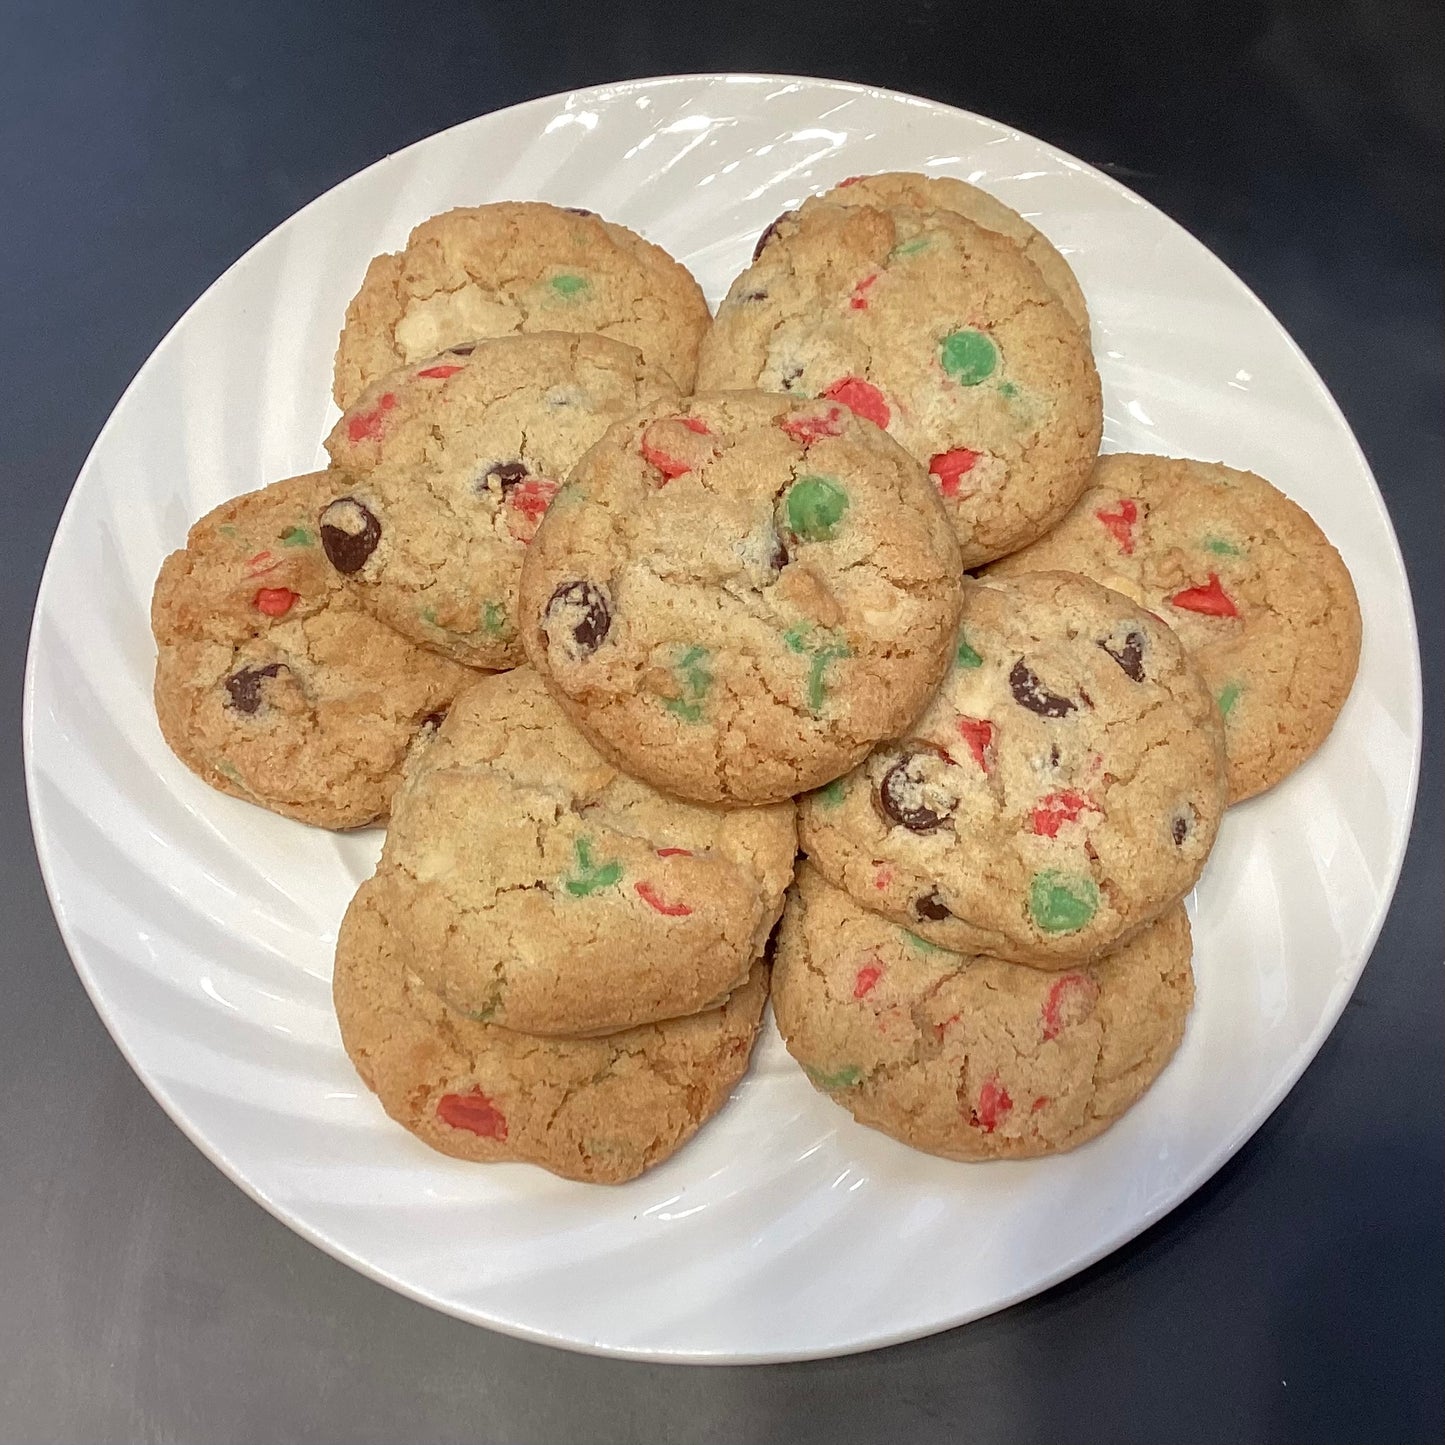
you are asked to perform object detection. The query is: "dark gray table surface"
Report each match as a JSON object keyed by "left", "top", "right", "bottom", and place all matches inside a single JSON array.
[{"left": 2, "top": 2, "right": 1441, "bottom": 1441}]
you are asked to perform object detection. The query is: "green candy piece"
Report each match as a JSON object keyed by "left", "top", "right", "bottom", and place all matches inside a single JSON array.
[
  {"left": 463, "top": 1002, "right": 500, "bottom": 1023},
  {"left": 1203, "top": 535, "right": 1243, "bottom": 556},
  {"left": 889, "top": 235, "right": 932, "bottom": 259},
  {"left": 940, "top": 328, "right": 999, "bottom": 386},
  {"left": 785, "top": 475, "right": 849, "bottom": 542},
  {"left": 481, "top": 601, "right": 507, "bottom": 636},
  {"left": 215, "top": 759, "right": 243, "bottom": 784},
  {"left": 279, "top": 526, "right": 314, "bottom": 547},
  {"left": 664, "top": 644, "right": 711, "bottom": 724},
  {"left": 955, "top": 633, "right": 983, "bottom": 669},
  {"left": 564, "top": 837, "right": 623, "bottom": 897},
  {"left": 217, "top": 525, "right": 240, "bottom": 539},
  {"left": 807, "top": 644, "right": 849, "bottom": 714},
  {"left": 1028, "top": 871, "right": 1099, "bottom": 934},
  {"left": 550, "top": 273, "right": 589, "bottom": 298},
  {"left": 997, "top": 379, "right": 1021, "bottom": 400},
  {"left": 816, "top": 777, "right": 848, "bottom": 808},
  {"left": 420, "top": 606, "right": 440, "bottom": 628},
  {"left": 903, "top": 930, "right": 947, "bottom": 955},
  {"left": 805, "top": 1063, "right": 862, "bottom": 1091},
  {"left": 1217, "top": 681, "right": 1243, "bottom": 718}
]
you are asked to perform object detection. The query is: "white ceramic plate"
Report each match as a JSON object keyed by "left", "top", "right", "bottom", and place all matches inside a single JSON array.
[{"left": 24, "top": 74, "right": 1421, "bottom": 1363}]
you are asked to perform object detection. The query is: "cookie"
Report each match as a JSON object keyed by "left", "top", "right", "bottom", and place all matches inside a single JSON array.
[
  {"left": 984, "top": 453, "right": 1362, "bottom": 801},
  {"left": 773, "top": 864, "right": 1193, "bottom": 1161},
  {"left": 798, "top": 572, "right": 1226, "bottom": 967},
  {"left": 333, "top": 202, "right": 710, "bottom": 408},
  {"left": 822, "top": 171, "right": 1089, "bottom": 331},
  {"left": 517, "top": 390, "right": 966, "bottom": 805},
  {"left": 152, "top": 473, "right": 474, "bottom": 829},
  {"left": 321, "top": 333, "right": 680, "bottom": 669},
  {"left": 334, "top": 877, "right": 768, "bottom": 1184},
  {"left": 696, "top": 199, "right": 1102, "bottom": 566},
  {"left": 370, "top": 668, "right": 796, "bottom": 1033}
]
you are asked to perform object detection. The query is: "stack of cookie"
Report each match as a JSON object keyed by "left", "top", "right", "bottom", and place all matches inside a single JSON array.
[{"left": 150, "top": 180, "right": 1361, "bottom": 1182}]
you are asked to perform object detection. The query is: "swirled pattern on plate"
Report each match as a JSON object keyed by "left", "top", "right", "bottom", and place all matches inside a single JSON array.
[{"left": 23, "top": 74, "right": 1420, "bottom": 1362}]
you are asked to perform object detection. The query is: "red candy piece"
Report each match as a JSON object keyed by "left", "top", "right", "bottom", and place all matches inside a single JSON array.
[
  {"left": 244, "top": 549, "right": 278, "bottom": 578},
  {"left": 506, "top": 478, "right": 560, "bottom": 540},
  {"left": 1041, "top": 972, "right": 1099, "bottom": 1041},
  {"left": 970, "top": 1077, "right": 1013, "bottom": 1133},
  {"left": 955, "top": 716, "right": 996, "bottom": 772},
  {"left": 822, "top": 376, "right": 891, "bottom": 430},
  {"left": 640, "top": 417, "right": 711, "bottom": 482},
  {"left": 1031, "top": 1096, "right": 1050, "bottom": 1113},
  {"left": 837, "top": 174, "right": 863, "bottom": 188},
  {"left": 934, "top": 1012, "right": 960, "bottom": 1041},
  {"left": 634, "top": 881, "right": 692, "bottom": 917},
  {"left": 346, "top": 391, "right": 397, "bottom": 443},
  {"left": 436, "top": 1089, "right": 508, "bottom": 1140},
  {"left": 1031, "top": 789, "right": 1093, "bottom": 838},
  {"left": 780, "top": 405, "right": 847, "bottom": 444},
  {"left": 1170, "top": 573, "right": 1240, "bottom": 618},
  {"left": 1095, "top": 497, "right": 1139, "bottom": 554},
  {"left": 872, "top": 864, "right": 894, "bottom": 890},
  {"left": 853, "top": 959, "right": 884, "bottom": 999},
  {"left": 929, "top": 447, "right": 981, "bottom": 500},
  {"left": 849, "top": 273, "right": 880, "bottom": 310},
  {"left": 654, "top": 847, "right": 693, "bottom": 858},
  {"left": 416, "top": 363, "right": 463, "bottom": 380},
  {"left": 679, "top": 416, "right": 711, "bottom": 436},
  {"left": 253, "top": 587, "right": 298, "bottom": 617}
]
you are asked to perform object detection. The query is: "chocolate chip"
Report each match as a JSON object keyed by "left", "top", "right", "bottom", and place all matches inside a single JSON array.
[
  {"left": 752, "top": 211, "right": 794, "bottom": 263},
  {"left": 915, "top": 890, "right": 952, "bottom": 921},
  {"left": 545, "top": 580, "right": 612, "bottom": 656},
  {"left": 420, "top": 708, "right": 448, "bottom": 732},
  {"left": 224, "top": 662, "right": 286, "bottom": 715},
  {"left": 1049, "top": 743, "right": 1061, "bottom": 768},
  {"left": 319, "top": 497, "right": 381, "bottom": 575},
  {"left": 1009, "top": 659, "right": 1076, "bottom": 718},
  {"left": 740, "top": 289, "right": 768, "bottom": 302},
  {"left": 1171, "top": 805, "right": 1196, "bottom": 846},
  {"left": 1100, "top": 630, "right": 1146, "bottom": 682},
  {"left": 481, "top": 460, "right": 529, "bottom": 494},
  {"left": 563, "top": 206, "right": 595, "bottom": 217},
  {"left": 445, "top": 342, "right": 476, "bottom": 357},
  {"left": 875, "top": 749, "right": 956, "bottom": 833},
  {"left": 767, "top": 530, "right": 789, "bottom": 574},
  {"left": 779, "top": 364, "right": 804, "bottom": 391}
]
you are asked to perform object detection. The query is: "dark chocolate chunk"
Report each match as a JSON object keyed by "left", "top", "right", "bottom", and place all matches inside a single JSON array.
[
  {"left": 318, "top": 496, "right": 381, "bottom": 575},
  {"left": 545, "top": 580, "right": 612, "bottom": 655},
  {"left": 779, "top": 364, "right": 804, "bottom": 391},
  {"left": 1099, "top": 630, "right": 1146, "bottom": 681},
  {"left": 876, "top": 750, "right": 956, "bottom": 833},
  {"left": 224, "top": 662, "right": 286, "bottom": 715},
  {"left": 562, "top": 206, "right": 595, "bottom": 217},
  {"left": 1170, "top": 805, "right": 1196, "bottom": 846},
  {"left": 483, "top": 459, "right": 529, "bottom": 493},
  {"left": 740, "top": 289, "right": 768, "bottom": 302},
  {"left": 419, "top": 708, "right": 449, "bottom": 732},
  {"left": 752, "top": 210, "right": 795, "bottom": 263},
  {"left": 1009, "top": 659, "right": 1076, "bottom": 718},
  {"left": 914, "top": 889, "right": 952, "bottom": 921},
  {"left": 767, "top": 530, "right": 789, "bottom": 574},
  {"left": 445, "top": 342, "right": 476, "bottom": 357}
]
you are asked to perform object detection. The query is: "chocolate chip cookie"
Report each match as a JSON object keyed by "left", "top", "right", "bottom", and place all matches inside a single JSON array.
[
  {"left": 320, "top": 332, "right": 680, "bottom": 668},
  {"left": 333, "top": 201, "right": 710, "bottom": 407},
  {"left": 517, "top": 390, "right": 966, "bottom": 805},
  {"left": 696, "top": 198, "right": 1102, "bottom": 566},
  {"left": 799, "top": 572, "right": 1227, "bottom": 967},
  {"left": 773, "top": 864, "right": 1193, "bottom": 1161},
  {"left": 369, "top": 668, "right": 796, "bottom": 1033},
  {"left": 985, "top": 453, "right": 1362, "bottom": 800},
  {"left": 152, "top": 473, "right": 474, "bottom": 828},
  {"left": 335, "top": 876, "right": 769, "bottom": 1184}
]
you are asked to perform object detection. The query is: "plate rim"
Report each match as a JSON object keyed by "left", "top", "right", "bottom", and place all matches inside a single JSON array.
[{"left": 22, "top": 70, "right": 1425, "bottom": 1363}]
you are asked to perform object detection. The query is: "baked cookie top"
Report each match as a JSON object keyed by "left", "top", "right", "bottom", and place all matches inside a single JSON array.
[
  {"left": 372, "top": 668, "right": 796, "bottom": 1034},
  {"left": 332, "top": 201, "right": 710, "bottom": 407},
  {"left": 696, "top": 199, "right": 1102, "bottom": 567},
  {"left": 334, "top": 876, "right": 769, "bottom": 1184},
  {"left": 772, "top": 864, "right": 1193, "bottom": 1161},
  {"left": 985, "top": 453, "right": 1362, "bottom": 800},
  {"left": 518, "top": 390, "right": 965, "bottom": 805},
  {"left": 320, "top": 332, "right": 680, "bottom": 669},
  {"left": 798, "top": 572, "right": 1227, "bottom": 967},
  {"left": 151, "top": 473, "right": 473, "bottom": 829},
  {"left": 821, "top": 171, "right": 1089, "bottom": 331}
]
